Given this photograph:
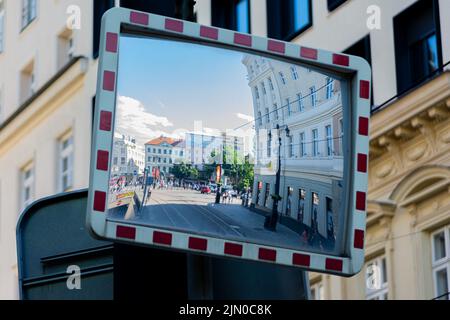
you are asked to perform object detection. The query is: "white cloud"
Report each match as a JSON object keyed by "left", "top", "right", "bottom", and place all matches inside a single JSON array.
[
  {"left": 118, "top": 96, "right": 173, "bottom": 127},
  {"left": 116, "top": 95, "right": 181, "bottom": 145}
]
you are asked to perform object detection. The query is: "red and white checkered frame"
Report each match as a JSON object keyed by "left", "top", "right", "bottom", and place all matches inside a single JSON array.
[{"left": 87, "top": 7, "right": 371, "bottom": 277}]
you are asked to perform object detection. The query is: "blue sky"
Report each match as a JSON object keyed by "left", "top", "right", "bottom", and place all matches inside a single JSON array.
[{"left": 116, "top": 35, "right": 255, "bottom": 145}]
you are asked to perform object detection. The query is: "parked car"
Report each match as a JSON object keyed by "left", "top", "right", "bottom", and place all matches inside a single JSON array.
[{"left": 201, "top": 186, "right": 211, "bottom": 194}]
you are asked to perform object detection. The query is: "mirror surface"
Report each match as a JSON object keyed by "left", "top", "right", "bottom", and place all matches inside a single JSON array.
[{"left": 107, "top": 33, "right": 346, "bottom": 255}]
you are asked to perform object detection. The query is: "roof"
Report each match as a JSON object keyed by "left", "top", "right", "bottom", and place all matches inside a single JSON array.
[{"left": 145, "top": 136, "right": 183, "bottom": 146}]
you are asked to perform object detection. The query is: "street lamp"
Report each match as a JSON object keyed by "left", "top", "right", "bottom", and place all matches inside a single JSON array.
[{"left": 264, "top": 124, "right": 289, "bottom": 231}]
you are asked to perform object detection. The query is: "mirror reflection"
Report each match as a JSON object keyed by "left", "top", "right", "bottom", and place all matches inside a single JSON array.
[{"left": 108, "top": 34, "right": 344, "bottom": 254}]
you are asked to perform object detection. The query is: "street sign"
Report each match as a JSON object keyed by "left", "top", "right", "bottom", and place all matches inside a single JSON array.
[{"left": 88, "top": 7, "right": 371, "bottom": 276}]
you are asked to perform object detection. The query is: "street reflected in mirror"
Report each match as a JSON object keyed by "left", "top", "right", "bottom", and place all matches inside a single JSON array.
[{"left": 107, "top": 34, "right": 345, "bottom": 254}]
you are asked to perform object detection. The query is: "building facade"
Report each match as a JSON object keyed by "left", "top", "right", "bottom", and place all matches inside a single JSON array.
[
  {"left": 243, "top": 54, "right": 343, "bottom": 242},
  {"left": 111, "top": 133, "right": 145, "bottom": 178},
  {"left": 264, "top": 0, "right": 450, "bottom": 300},
  {"left": 0, "top": 0, "right": 449, "bottom": 300}
]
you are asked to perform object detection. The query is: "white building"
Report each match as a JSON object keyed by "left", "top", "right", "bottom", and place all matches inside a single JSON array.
[
  {"left": 243, "top": 54, "right": 343, "bottom": 240},
  {"left": 111, "top": 133, "right": 145, "bottom": 178}
]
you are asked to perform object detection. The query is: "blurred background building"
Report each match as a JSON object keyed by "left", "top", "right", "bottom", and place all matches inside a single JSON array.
[
  {"left": 0, "top": 0, "right": 449, "bottom": 300},
  {"left": 243, "top": 54, "right": 343, "bottom": 243},
  {"left": 145, "top": 136, "right": 181, "bottom": 176},
  {"left": 111, "top": 133, "right": 145, "bottom": 178}
]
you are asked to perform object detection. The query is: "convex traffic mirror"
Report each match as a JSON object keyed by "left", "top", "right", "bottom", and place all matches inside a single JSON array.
[{"left": 88, "top": 8, "right": 371, "bottom": 276}]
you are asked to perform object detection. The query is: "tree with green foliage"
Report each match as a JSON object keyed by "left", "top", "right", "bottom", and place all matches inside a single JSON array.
[{"left": 170, "top": 162, "right": 199, "bottom": 181}]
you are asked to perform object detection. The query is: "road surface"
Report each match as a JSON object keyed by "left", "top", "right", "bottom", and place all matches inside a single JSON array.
[{"left": 107, "top": 188, "right": 330, "bottom": 252}]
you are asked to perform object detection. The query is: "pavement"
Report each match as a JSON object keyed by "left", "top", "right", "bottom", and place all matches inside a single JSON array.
[{"left": 107, "top": 188, "right": 333, "bottom": 252}]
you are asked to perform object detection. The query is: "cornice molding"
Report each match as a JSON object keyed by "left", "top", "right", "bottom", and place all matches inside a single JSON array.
[{"left": 369, "top": 72, "right": 450, "bottom": 160}]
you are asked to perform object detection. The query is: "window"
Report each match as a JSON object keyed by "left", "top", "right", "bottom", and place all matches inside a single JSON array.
[
  {"left": 394, "top": 0, "right": 442, "bottom": 93},
  {"left": 326, "top": 78, "right": 334, "bottom": 99},
  {"left": 297, "top": 93, "right": 304, "bottom": 112},
  {"left": 298, "top": 189, "right": 305, "bottom": 222},
  {"left": 288, "top": 135, "right": 293, "bottom": 158},
  {"left": 345, "top": 35, "right": 373, "bottom": 105},
  {"left": 290, "top": 66, "right": 298, "bottom": 80},
  {"left": 254, "top": 86, "right": 260, "bottom": 99},
  {"left": 310, "top": 86, "right": 317, "bottom": 107},
  {"left": 286, "top": 98, "right": 291, "bottom": 116},
  {"left": 265, "top": 108, "right": 270, "bottom": 123},
  {"left": 254, "top": 60, "right": 260, "bottom": 71},
  {"left": 431, "top": 226, "right": 450, "bottom": 300},
  {"left": 279, "top": 72, "right": 286, "bottom": 85},
  {"left": 121, "top": 157, "right": 125, "bottom": 165},
  {"left": 325, "top": 125, "right": 333, "bottom": 156},
  {"left": 121, "top": 0, "right": 178, "bottom": 17},
  {"left": 258, "top": 111, "right": 263, "bottom": 126},
  {"left": 21, "top": 0, "right": 37, "bottom": 30},
  {"left": 410, "top": 33, "right": 439, "bottom": 85},
  {"left": 163, "top": 149, "right": 167, "bottom": 154},
  {"left": 93, "top": 1, "right": 114, "bottom": 58},
  {"left": 94, "top": 1, "right": 183, "bottom": 58},
  {"left": 286, "top": 187, "right": 293, "bottom": 216},
  {"left": 267, "top": 133, "right": 272, "bottom": 158},
  {"left": 311, "top": 192, "right": 319, "bottom": 233},
  {"left": 299, "top": 132, "right": 305, "bottom": 157},
  {"left": 345, "top": 35, "right": 372, "bottom": 66},
  {"left": 338, "top": 118, "right": 344, "bottom": 156},
  {"left": 212, "top": 0, "right": 250, "bottom": 34},
  {"left": 20, "top": 60, "right": 35, "bottom": 103},
  {"left": 312, "top": 129, "right": 318, "bottom": 157},
  {"left": 21, "top": 163, "right": 34, "bottom": 210},
  {"left": 268, "top": 77, "right": 274, "bottom": 91},
  {"left": 310, "top": 281, "right": 324, "bottom": 300},
  {"left": 158, "top": 149, "right": 161, "bottom": 154},
  {"left": 0, "top": 0, "right": 4, "bottom": 53},
  {"left": 267, "top": 0, "right": 312, "bottom": 41},
  {"left": 273, "top": 104, "right": 278, "bottom": 120},
  {"left": 327, "top": 0, "right": 347, "bottom": 12},
  {"left": 326, "top": 197, "right": 334, "bottom": 239},
  {"left": 59, "top": 134, "right": 73, "bottom": 192},
  {"left": 366, "top": 256, "right": 389, "bottom": 300},
  {"left": 261, "top": 82, "right": 266, "bottom": 95}
]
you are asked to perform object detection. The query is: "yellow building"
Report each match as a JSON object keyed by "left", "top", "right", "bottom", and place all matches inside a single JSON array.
[{"left": 309, "top": 72, "right": 450, "bottom": 300}]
